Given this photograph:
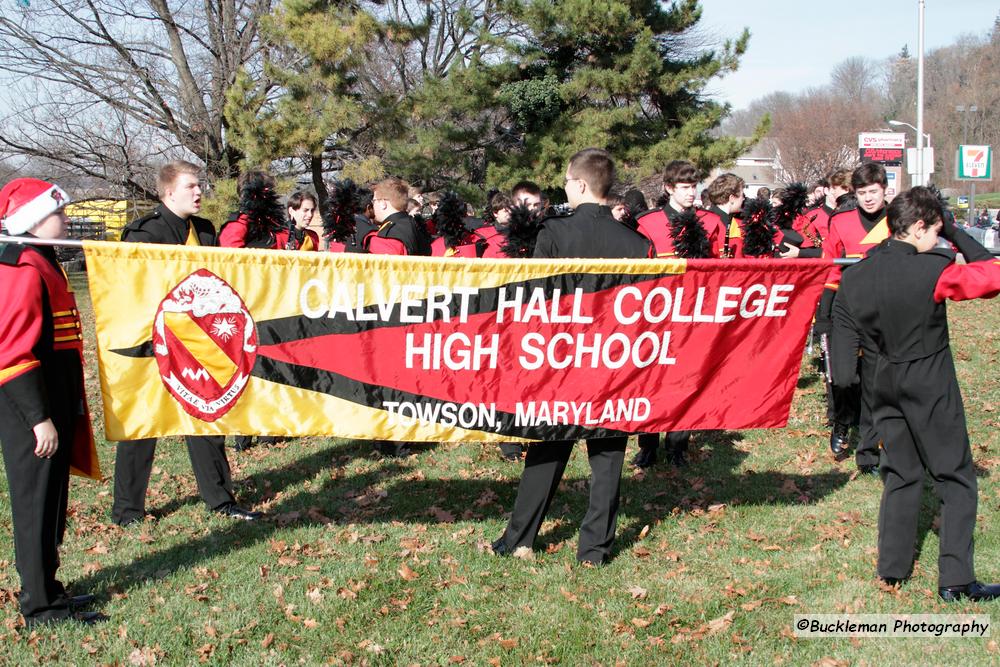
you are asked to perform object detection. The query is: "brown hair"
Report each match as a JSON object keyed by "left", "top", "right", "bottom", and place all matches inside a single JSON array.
[
  {"left": 662, "top": 160, "right": 701, "bottom": 187},
  {"left": 510, "top": 180, "right": 541, "bottom": 199},
  {"left": 567, "top": 148, "right": 615, "bottom": 198},
  {"left": 157, "top": 160, "right": 201, "bottom": 199},
  {"left": 287, "top": 190, "right": 318, "bottom": 211},
  {"left": 828, "top": 168, "right": 853, "bottom": 192},
  {"left": 706, "top": 173, "right": 745, "bottom": 206},
  {"left": 852, "top": 163, "right": 888, "bottom": 190},
  {"left": 372, "top": 177, "right": 410, "bottom": 212},
  {"left": 489, "top": 192, "right": 513, "bottom": 213}
]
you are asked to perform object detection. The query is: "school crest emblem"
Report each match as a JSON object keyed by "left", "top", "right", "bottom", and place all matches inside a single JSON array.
[{"left": 152, "top": 269, "right": 257, "bottom": 421}]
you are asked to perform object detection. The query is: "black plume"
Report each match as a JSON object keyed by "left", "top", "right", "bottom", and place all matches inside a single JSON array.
[
  {"left": 500, "top": 204, "right": 541, "bottom": 258},
  {"left": 433, "top": 192, "right": 472, "bottom": 249},
  {"left": 773, "top": 182, "right": 808, "bottom": 230},
  {"left": 322, "top": 179, "right": 361, "bottom": 242},
  {"left": 740, "top": 197, "right": 777, "bottom": 257},
  {"left": 669, "top": 209, "right": 712, "bottom": 258},
  {"left": 239, "top": 172, "right": 284, "bottom": 243}
]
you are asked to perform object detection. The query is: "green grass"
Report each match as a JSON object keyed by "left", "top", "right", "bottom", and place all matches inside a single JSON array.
[{"left": 0, "top": 274, "right": 998, "bottom": 664}]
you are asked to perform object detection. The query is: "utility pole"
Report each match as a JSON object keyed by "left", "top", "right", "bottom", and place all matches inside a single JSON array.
[{"left": 915, "top": 0, "right": 925, "bottom": 186}]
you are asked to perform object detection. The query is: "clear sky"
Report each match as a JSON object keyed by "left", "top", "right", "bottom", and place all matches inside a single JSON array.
[{"left": 700, "top": 0, "right": 998, "bottom": 109}]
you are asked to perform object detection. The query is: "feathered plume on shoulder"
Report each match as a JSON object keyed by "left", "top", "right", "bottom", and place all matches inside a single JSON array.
[
  {"left": 927, "top": 183, "right": 950, "bottom": 211},
  {"left": 500, "top": 204, "right": 541, "bottom": 258},
  {"left": 833, "top": 192, "right": 857, "bottom": 214},
  {"left": 669, "top": 209, "right": 712, "bottom": 258},
  {"left": 740, "top": 197, "right": 777, "bottom": 257},
  {"left": 773, "top": 182, "right": 808, "bottom": 230},
  {"left": 239, "top": 171, "right": 284, "bottom": 242},
  {"left": 321, "top": 179, "right": 361, "bottom": 243},
  {"left": 927, "top": 183, "right": 956, "bottom": 225},
  {"left": 433, "top": 192, "right": 472, "bottom": 249}
]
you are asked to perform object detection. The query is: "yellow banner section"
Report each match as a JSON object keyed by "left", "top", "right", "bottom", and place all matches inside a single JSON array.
[{"left": 84, "top": 241, "right": 686, "bottom": 442}]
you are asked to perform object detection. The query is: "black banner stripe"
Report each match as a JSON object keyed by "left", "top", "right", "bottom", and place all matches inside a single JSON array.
[{"left": 251, "top": 354, "right": 635, "bottom": 441}]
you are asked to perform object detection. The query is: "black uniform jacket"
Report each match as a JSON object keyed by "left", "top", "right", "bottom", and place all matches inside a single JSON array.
[
  {"left": 830, "top": 230, "right": 996, "bottom": 386},
  {"left": 122, "top": 204, "right": 217, "bottom": 246},
  {"left": 533, "top": 203, "right": 653, "bottom": 259}
]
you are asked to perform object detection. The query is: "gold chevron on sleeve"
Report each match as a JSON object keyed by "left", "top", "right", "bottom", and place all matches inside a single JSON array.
[{"left": 860, "top": 217, "right": 889, "bottom": 245}]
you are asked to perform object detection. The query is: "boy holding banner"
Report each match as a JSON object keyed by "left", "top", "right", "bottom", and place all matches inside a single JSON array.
[
  {"left": 0, "top": 178, "right": 103, "bottom": 626},
  {"left": 492, "top": 148, "right": 652, "bottom": 565},
  {"left": 113, "top": 161, "right": 261, "bottom": 525}
]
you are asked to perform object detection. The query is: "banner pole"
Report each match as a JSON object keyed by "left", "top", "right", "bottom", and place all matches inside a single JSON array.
[{"left": 0, "top": 234, "right": 85, "bottom": 248}]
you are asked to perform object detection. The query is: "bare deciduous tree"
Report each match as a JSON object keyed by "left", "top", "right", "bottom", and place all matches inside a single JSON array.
[{"left": 0, "top": 0, "right": 272, "bottom": 198}]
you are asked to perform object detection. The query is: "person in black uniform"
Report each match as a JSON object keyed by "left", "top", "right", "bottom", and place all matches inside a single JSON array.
[
  {"left": 112, "top": 161, "right": 261, "bottom": 525},
  {"left": 363, "top": 177, "right": 431, "bottom": 457},
  {"left": 364, "top": 177, "right": 432, "bottom": 256},
  {"left": 0, "top": 178, "right": 105, "bottom": 626},
  {"left": 492, "top": 148, "right": 653, "bottom": 565},
  {"left": 831, "top": 186, "right": 1000, "bottom": 600}
]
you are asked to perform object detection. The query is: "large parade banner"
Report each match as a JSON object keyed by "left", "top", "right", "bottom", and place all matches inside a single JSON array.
[{"left": 83, "top": 241, "right": 830, "bottom": 443}]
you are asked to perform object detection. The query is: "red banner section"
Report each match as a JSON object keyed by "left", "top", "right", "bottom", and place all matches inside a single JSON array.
[{"left": 257, "top": 258, "right": 830, "bottom": 441}]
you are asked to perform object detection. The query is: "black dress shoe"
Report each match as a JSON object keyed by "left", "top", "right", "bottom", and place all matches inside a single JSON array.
[
  {"left": 939, "top": 581, "right": 1000, "bottom": 602},
  {"left": 669, "top": 448, "right": 688, "bottom": 468},
  {"left": 878, "top": 576, "right": 906, "bottom": 587},
  {"left": 858, "top": 464, "right": 880, "bottom": 477},
  {"left": 233, "top": 435, "right": 255, "bottom": 452},
  {"left": 499, "top": 443, "right": 524, "bottom": 461},
  {"left": 631, "top": 446, "right": 658, "bottom": 469},
  {"left": 491, "top": 538, "right": 513, "bottom": 556},
  {"left": 214, "top": 503, "right": 263, "bottom": 521},
  {"left": 829, "top": 422, "right": 850, "bottom": 456},
  {"left": 75, "top": 611, "right": 109, "bottom": 625},
  {"left": 114, "top": 515, "right": 144, "bottom": 528},
  {"left": 68, "top": 594, "right": 96, "bottom": 611}
]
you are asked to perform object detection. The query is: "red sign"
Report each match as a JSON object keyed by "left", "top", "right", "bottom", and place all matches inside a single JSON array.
[{"left": 860, "top": 147, "right": 904, "bottom": 164}]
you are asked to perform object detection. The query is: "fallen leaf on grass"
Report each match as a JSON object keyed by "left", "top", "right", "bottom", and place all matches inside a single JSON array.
[
  {"left": 398, "top": 563, "right": 420, "bottom": 581},
  {"left": 631, "top": 617, "right": 653, "bottom": 628},
  {"left": 428, "top": 506, "right": 456, "bottom": 523},
  {"left": 638, "top": 525, "right": 650, "bottom": 540},
  {"left": 628, "top": 586, "right": 648, "bottom": 600},
  {"left": 512, "top": 546, "right": 534, "bottom": 561},
  {"left": 811, "top": 659, "right": 848, "bottom": 667},
  {"left": 261, "top": 633, "right": 274, "bottom": 649},
  {"left": 195, "top": 643, "right": 214, "bottom": 663},
  {"left": 81, "top": 561, "right": 102, "bottom": 575},
  {"left": 706, "top": 611, "right": 734, "bottom": 634},
  {"left": 986, "top": 640, "right": 997, "bottom": 654}
]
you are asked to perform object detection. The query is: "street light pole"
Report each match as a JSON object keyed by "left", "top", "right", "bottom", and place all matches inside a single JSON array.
[
  {"left": 888, "top": 120, "right": 931, "bottom": 187},
  {"left": 916, "top": 0, "right": 925, "bottom": 186}
]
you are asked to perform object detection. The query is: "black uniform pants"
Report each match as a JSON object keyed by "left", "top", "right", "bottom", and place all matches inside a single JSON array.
[
  {"left": 496, "top": 436, "right": 627, "bottom": 564},
  {"left": 855, "top": 353, "right": 880, "bottom": 467},
  {"left": 637, "top": 431, "right": 690, "bottom": 453},
  {"left": 826, "top": 351, "right": 880, "bottom": 468},
  {"left": 0, "top": 411, "right": 72, "bottom": 623},
  {"left": 873, "top": 351, "right": 977, "bottom": 587},
  {"left": 112, "top": 436, "right": 234, "bottom": 524}
]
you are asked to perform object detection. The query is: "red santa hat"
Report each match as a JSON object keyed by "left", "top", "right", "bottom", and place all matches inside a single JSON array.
[{"left": 0, "top": 178, "right": 71, "bottom": 235}]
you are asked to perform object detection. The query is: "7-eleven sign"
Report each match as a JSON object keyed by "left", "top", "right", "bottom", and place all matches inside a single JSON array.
[{"left": 956, "top": 145, "right": 992, "bottom": 180}]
